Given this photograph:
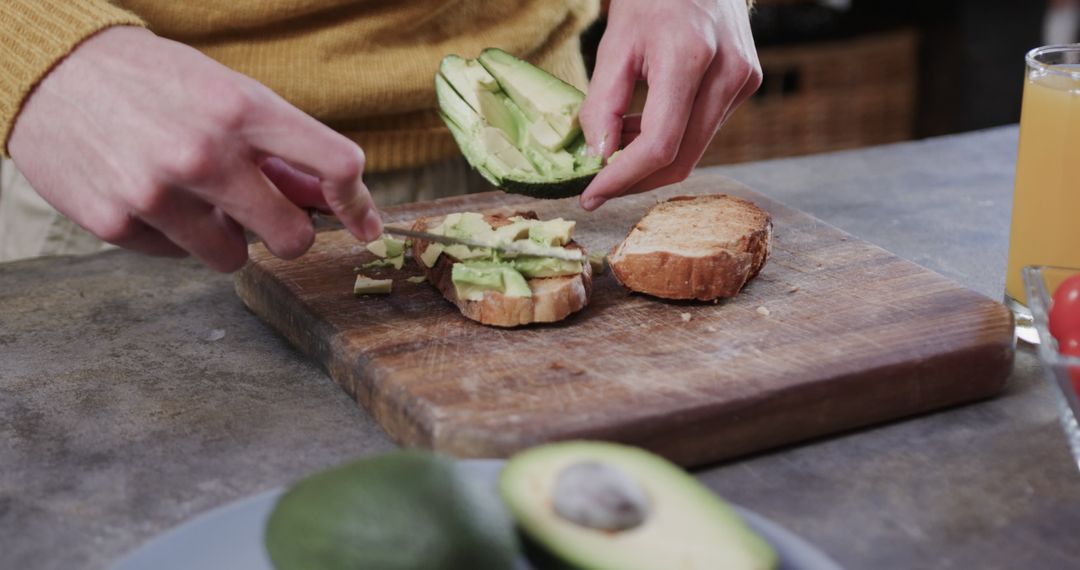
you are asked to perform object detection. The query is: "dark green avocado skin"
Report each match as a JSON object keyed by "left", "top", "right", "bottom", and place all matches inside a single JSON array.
[
  {"left": 264, "top": 451, "right": 519, "bottom": 570},
  {"left": 499, "top": 173, "right": 597, "bottom": 199}
]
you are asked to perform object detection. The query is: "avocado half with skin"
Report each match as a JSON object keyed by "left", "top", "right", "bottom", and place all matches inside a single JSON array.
[
  {"left": 499, "top": 441, "right": 779, "bottom": 570},
  {"left": 265, "top": 451, "right": 519, "bottom": 570},
  {"left": 436, "top": 48, "right": 603, "bottom": 199}
]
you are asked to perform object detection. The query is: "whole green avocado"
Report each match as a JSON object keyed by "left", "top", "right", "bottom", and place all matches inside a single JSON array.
[{"left": 265, "top": 451, "right": 520, "bottom": 570}]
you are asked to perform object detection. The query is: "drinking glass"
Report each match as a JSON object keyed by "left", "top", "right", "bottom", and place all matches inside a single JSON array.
[{"left": 1005, "top": 45, "right": 1080, "bottom": 344}]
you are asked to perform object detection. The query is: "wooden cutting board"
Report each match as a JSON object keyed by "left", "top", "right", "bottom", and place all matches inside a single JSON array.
[{"left": 235, "top": 175, "right": 1014, "bottom": 467}]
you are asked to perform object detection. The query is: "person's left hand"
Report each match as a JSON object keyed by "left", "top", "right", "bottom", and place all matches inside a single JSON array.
[{"left": 578, "top": 0, "right": 761, "bottom": 211}]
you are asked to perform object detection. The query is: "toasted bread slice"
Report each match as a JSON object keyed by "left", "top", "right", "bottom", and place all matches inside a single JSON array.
[
  {"left": 608, "top": 195, "right": 772, "bottom": 301},
  {"left": 411, "top": 213, "right": 592, "bottom": 327}
]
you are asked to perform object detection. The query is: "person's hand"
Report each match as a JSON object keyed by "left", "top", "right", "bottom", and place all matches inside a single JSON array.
[
  {"left": 578, "top": 0, "right": 761, "bottom": 211},
  {"left": 8, "top": 26, "right": 382, "bottom": 272}
]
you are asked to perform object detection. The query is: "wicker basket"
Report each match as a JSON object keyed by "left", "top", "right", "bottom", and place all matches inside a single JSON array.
[
  {"left": 709, "top": 29, "right": 918, "bottom": 164},
  {"left": 628, "top": 29, "right": 919, "bottom": 165}
]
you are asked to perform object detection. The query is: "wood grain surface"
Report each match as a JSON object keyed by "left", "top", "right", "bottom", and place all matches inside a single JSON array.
[{"left": 234, "top": 175, "right": 1014, "bottom": 467}]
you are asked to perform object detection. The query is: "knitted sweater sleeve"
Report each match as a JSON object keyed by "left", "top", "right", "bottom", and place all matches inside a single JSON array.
[{"left": 0, "top": 1, "right": 145, "bottom": 155}]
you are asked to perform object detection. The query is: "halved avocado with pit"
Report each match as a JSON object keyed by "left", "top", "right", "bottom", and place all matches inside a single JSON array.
[
  {"left": 436, "top": 49, "right": 603, "bottom": 199},
  {"left": 499, "top": 441, "right": 779, "bottom": 570}
]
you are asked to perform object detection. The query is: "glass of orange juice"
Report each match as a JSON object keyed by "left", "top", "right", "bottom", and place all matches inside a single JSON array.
[{"left": 1006, "top": 45, "right": 1080, "bottom": 344}]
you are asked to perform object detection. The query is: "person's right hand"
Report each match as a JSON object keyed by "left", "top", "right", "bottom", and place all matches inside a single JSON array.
[{"left": 8, "top": 26, "right": 382, "bottom": 272}]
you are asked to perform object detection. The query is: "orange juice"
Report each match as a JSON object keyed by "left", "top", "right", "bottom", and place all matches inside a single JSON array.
[{"left": 1005, "top": 63, "right": 1080, "bottom": 302}]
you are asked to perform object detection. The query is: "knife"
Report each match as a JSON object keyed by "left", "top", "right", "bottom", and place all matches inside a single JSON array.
[{"left": 382, "top": 226, "right": 584, "bottom": 262}]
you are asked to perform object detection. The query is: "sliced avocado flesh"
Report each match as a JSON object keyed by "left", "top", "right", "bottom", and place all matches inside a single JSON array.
[
  {"left": 427, "top": 211, "right": 584, "bottom": 296},
  {"left": 353, "top": 275, "right": 392, "bottom": 295},
  {"left": 420, "top": 242, "right": 444, "bottom": 268},
  {"left": 452, "top": 261, "right": 532, "bottom": 301},
  {"left": 437, "top": 50, "right": 604, "bottom": 199},
  {"left": 439, "top": 55, "right": 499, "bottom": 113},
  {"left": 360, "top": 256, "right": 404, "bottom": 270},
  {"left": 529, "top": 218, "right": 575, "bottom": 246},
  {"left": 443, "top": 212, "right": 494, "bottom": 240},
  {"left": 366, "top": 236, "right": 406, "bottom": 259},
  {"left": 477, "top": 48, "right": 583, "bottom": 151},
  {"left": 499, "top": 441, "right": 779, "bottom": 570},
  {"left": 264, "top": 451, "right": 519, "bottom": 570},
  {"left": 493, "top": 219, "right": 537, "bottom": 242},
  {"left": 512, "top": 256, "right": 582, "bottom": 278},
  {"left": 442, "top": 244, "right": 492, "bottom": 261}
]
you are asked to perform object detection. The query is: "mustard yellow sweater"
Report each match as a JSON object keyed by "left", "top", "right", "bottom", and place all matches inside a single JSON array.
[{"left": 0, "top": 0, "right": 599, "bottom": 172}]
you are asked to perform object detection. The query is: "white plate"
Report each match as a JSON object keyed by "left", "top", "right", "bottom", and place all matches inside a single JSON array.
[{"left": 113, "top": 459, "right": 843, "bottom": 570}]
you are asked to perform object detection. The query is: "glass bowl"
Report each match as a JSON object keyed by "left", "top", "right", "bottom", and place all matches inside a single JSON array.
[{"left": 1023, "top": 265, "right": 1080, "bottom": 471}]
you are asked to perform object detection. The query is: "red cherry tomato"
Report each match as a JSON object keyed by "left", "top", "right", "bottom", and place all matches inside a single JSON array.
[
  {"left": 1059, "top": 334, "right": 1080, "bottom": 396},
  {"left": 1049, "top": 274, "right": 1080, "bottom": 341}
]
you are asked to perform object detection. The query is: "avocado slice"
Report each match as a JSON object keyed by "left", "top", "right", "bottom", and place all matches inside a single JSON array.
[
  {"left": 499, "top": 441, "right": 779, "bottom": 570},
  {"left": 359, "top": 256, "right": 405, "bottom": 270},
  {"left": 492, "top": 218, "right": 537, "bottom": 242},
  {"left": 353, "top": 275, "right": 393, "bottom": 295},
  {"left": 528, "top": 218, "right": 575, "bottom": 247},
  {"left": 477, "top": 48, "right": 583, "bottom": 151},
  {"left": 436, "top": 50, "right": 604, "bottom": 199},
  {"left": 366, "top": 236, "right": 406, "bottom": 259},
  {"left": 511, "top": 256, "right": 582, "bottom": 278},
  {"left": 420, "top": 242, "right": 445, "bottom": 268},
  {"left": 265, "top": 451, "right": 519, "bottom": 570},
  {"left": 452, "top": 261, "right": 532, "bottom": 301}
]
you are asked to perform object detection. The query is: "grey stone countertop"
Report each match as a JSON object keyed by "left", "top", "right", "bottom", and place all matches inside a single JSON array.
[{"left": 3, "top": 125, "right": 1079, "bottom": 569}]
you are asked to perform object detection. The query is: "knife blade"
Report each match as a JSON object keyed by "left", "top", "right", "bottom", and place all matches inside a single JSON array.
[{"left": 382, "top": 226, "right": 584, "bottom": 262}]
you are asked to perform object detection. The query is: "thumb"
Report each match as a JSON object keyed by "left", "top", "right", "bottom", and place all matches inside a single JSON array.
[{"left": 578, "top": 44, "right": 637, "bottom": 159}]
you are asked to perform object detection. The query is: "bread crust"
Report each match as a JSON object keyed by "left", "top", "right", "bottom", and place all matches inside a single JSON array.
[
  {"left": 609, "top": 195, "right": 772, "bottom": 301},
  {"left": 411, "top": 213, "right": 592, "bottom": 327}
]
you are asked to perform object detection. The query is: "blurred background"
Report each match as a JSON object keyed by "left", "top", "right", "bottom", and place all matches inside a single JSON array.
[{"left": 583, "top": 0, "right": 1078, "bottom": 165}]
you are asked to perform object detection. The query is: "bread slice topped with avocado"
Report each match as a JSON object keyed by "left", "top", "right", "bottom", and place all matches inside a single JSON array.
[
  {"left": 435, "top": 48, "right": 603, "bottom": 199},
  {"left": 609, "top": 195, "right": 772, "bottom": 301},
  {"left": 411, "top": 212, "right": 592, "bottom": 327}
]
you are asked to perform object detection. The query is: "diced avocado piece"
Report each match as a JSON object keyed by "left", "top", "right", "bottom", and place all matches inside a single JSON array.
[
  {"left": 512, "top": 256, "right": 582, "bottom": 278},
  {"left": 588, "top": 251, "right": 607, "bottom": 275},
  {"left": 529, "top": 218, "right": 575, "bottom": 247},
  {"left": 353, "top": 275, "right": 392, "bottom": 295},
  {"left": 500, "top": 267, "right": 532, "bottom": 298},
  {"left": 452, "top": 261, "right": 532, "bottom": 301},
  {"left": 360, "top": 255, "right": 404, "bottom": 270},
  {"left": 477, "top": 48, "right": 584, "bottom": 151},
  {"left": 499, "top": 441, "right": 779, "bottom": 570},
  {"left": 452, "top": 263, "right": 504, "bottom": 301},
  {"left": 384, "top": 238, "right": 406, "bottom": 259},
  {"left": 431, "top": 213, "right": 460, "bottom": 234},
  {"left": 265, "top": 451, "right": 520, "bottom": 570},
  {"left": 493, "top": 219, "right": 537, "bottom": 242},
  {"left": 420, "top": 243, "right": 445, "bottom": 268},
  {"left": 405, "top": 275, "right": 427, "bottom": 284},
  {"left": 365, "top": 236, "right": 406, "bottom": 259},
  {"left": 366, "top": 239, "right": 389, "bottom": 258},
  {"left": 445, "top": 212, "right": 494, "bottom": 240},
  {"left": 443, "top": 244, "right": 492, "bottom": 261}
]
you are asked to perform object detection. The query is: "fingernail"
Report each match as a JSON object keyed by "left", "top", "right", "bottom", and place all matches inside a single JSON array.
[
  {"left": 360, "top": 207, "right": 383, "bottom": 241},
  {"left": 582, "top": 196, "right": 605, "bottom": 211},
  {"left": 587, "top": 133, "right": 609, "bottom": 157}
]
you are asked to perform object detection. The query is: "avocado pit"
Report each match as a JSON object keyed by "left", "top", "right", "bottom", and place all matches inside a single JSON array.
[{"left": 552, "top": 461, "right": 651, "bottom": 532}]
